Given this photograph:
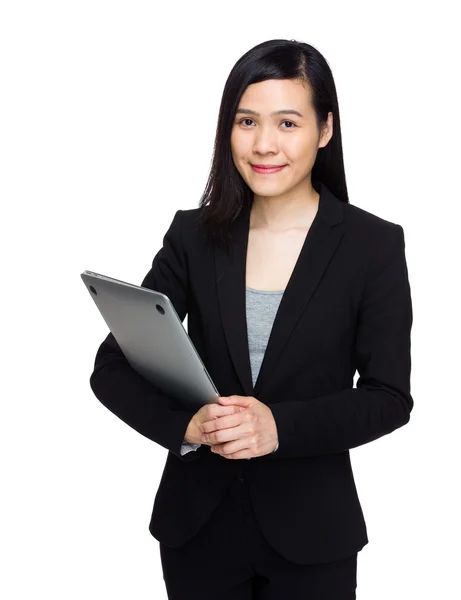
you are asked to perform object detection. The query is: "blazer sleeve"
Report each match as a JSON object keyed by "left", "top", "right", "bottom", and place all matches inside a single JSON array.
[
  {"left": 89, "top": 210, "right": 205, "bottom": 463},
  {"left": 267, "top": 224, "right": 414, "bottom": 460}
]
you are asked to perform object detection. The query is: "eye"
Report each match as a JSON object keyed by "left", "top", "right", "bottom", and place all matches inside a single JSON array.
[
  {"left": 238, "top": 118, "right": 255, "bottom": 127},
  {"left": 281, "top": 120, "right": 296, "bottom": 129},
  {"left": 236, "top": 118, "right": 297, "bottom": 129}
]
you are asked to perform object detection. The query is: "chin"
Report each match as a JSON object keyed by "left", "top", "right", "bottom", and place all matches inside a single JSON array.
[
  {"left": 253, "top": 189, "right": 287, "bottom": 199},
  {"left": 251, "top": 180, "right": 288, "bottom": 191}
]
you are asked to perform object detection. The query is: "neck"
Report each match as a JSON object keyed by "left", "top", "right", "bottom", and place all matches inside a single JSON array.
[{"left": 250, "top": 178, "right": 319, "bottom": 231}]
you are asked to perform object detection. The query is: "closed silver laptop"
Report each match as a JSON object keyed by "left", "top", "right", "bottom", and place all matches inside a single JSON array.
[{"left": 81, "top": 270, "right": 220, "bottom": 410}]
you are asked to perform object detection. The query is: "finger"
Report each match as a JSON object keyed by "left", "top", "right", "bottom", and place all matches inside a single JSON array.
[
  {"left": 202, "top": 421, "right": 249, "bottom": 445},
  {"left": 200, "top": 405, "right": 239, "bottom": 428},
  {"left": 210, "top": 404, "right": 241, "bottom": 418},
  {"left": 201, "top": 412, "right": 244, "bottom": 434},
  {"left": 212, "top": 439, "right": 253, "bottom": 458},
  {"left": 217, "top": 449, "right": 252, "bottom": 459}
]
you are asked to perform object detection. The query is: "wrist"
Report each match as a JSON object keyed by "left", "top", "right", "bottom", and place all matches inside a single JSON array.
[{"left": 185, "top": 416, "right": 201, "bottom": 445}]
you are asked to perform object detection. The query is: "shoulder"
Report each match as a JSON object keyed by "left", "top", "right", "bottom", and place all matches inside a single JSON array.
[
  {"left": 175, "top": 206, "right": 208, "bottom": 236},
  {"left": 178, "top": 206, "right": 205, "bottom": 222},
  {"left": 343, "top": 201, "right": 402, "bottom": 233},
  {"left": 342, "top": 201, "right": 404, "bottom": 252},
  {"left": 173, "top": 206, "right": 214, "bottom": 253}
]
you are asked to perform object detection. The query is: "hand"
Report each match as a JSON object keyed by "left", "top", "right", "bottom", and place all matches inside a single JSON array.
[
  {"left": 200, "top": 395, "right": 279, "bottom": 459},
  {"left": 184, "top": 401, "right": 244, "bottom": 445}
]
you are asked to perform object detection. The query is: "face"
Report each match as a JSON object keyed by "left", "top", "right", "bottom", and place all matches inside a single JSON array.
[{"left": 230, "top": 78, "right": 333, "bottom": 202}]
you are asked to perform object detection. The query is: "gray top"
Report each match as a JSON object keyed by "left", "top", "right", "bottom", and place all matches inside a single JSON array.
[
  {"left": 245, "top": 285, "right": 284, "bottom": 387},
  {"left": 181, "top": 285, "right": 284, "bottom": 456}
]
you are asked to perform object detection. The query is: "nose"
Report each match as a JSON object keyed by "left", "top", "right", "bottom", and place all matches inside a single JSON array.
[{"left": 252, "top": 125, "right": 279, "bottom": 155}]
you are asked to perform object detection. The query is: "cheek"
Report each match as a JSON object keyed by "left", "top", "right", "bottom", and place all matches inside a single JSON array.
[
  {"left": 230, "top": 146, "right": 246, "bottom": 179},
  {"left": 283, "top": 136, "right": 317, "bottom": 163},
  {"left": 231, "top": 134, "right": 248, "bottom": 158}
]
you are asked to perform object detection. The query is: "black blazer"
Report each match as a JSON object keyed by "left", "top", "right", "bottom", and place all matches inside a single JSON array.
[{"left": 89, "top": 181, "right": 413, "bottom": 564}]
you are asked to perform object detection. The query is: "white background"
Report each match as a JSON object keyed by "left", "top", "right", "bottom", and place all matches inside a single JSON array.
[{"left": 1, "top": 1, "right": 459, "bottom": 598}]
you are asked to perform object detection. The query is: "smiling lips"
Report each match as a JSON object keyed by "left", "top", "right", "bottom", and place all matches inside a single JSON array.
[{"left": 251, "top": 164, "right": 287, "bottom": 174}]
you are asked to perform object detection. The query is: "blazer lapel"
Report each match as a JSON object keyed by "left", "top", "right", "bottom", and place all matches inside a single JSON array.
[{"left": 214, "top": 181, "right": 345, "bottom": 399}]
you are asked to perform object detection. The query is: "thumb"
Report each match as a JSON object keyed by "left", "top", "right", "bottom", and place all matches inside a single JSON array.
[{"left": 218, "top": 395, "right": 252, "bottom": 407}]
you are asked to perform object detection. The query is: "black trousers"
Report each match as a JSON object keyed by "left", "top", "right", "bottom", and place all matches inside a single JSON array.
[{"left": 159, "top": 470, "right": 358, "bottom": 599}]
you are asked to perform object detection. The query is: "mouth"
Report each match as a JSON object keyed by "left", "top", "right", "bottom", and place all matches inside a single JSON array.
[{"left": 251, "top": 164, "right": 287, "bottom": 174}]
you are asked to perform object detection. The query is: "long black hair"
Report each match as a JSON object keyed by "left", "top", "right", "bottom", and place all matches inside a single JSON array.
[{"left": 197, "top": 38, "right": 349, "bottom": 255}]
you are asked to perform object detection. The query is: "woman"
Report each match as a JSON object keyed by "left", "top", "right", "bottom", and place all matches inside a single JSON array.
[{"left": 90, "top": 39, "right": 414, "bottom": 599}]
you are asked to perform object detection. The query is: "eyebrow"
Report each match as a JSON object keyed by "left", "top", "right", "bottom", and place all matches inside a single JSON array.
[{"left": 236, "top": 108, "right": 304, "bottom": 118}]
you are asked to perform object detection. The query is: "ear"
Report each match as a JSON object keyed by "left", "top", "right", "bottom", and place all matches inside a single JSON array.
[{"left": 318, "top": 111, "right": 334, "bottom": 149}]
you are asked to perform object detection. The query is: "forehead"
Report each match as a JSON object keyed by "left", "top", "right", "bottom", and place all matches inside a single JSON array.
[{"left": 238, "top": 79, "right": 312, "bottom": 111}]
